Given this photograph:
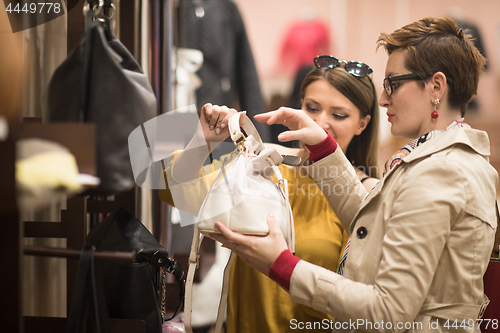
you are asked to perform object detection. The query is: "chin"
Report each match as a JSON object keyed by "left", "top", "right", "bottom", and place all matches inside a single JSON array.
[
  {"left": 390, "top": 126, "right": 399, "bottom": 137},
  {"left": 390, "top": 126, "right": 407, "bottom": 139}
]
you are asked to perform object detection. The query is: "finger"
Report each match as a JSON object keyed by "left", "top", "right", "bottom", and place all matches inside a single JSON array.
[
  {"left": 265, "top": 107, "right": 299, "bottom": 125},
  {"left": 218, "top": 109, "right": 239, "bottom": 133},
  {"left": 266, "top": 214, "right": 289, "bottom": 252},
  {"left": 277, "top": 128, "right": 308, "bottom": 142},
  {"left": 202, "top": 103, "right": 213, "bottom": 122},
  {"left": 208, "top": 105, "right": 222, "bottom": 131},
  {"left": 218, "top": 112, "right": 231, "bottom": 133},
  {"left": 253, "top": 111, "right": 273, "bottom": 123},
  {"left": 254, "top": 109, "right": 294, "bottom": 125},
  {"left": 239, "top": 111, "right": 246, "bottom": 127},
  {"left": 266, "top": 213, "right": 281, "bottom": 233},
  {"left": 209, "top": 233, "right": 241, "bottom": 252},
  {"left": 215, "top": 106, "right": 229, "bottom": 130},
  {"left": 209, "top": 232, "right": 230, "bottom": 245},
  {"left": 214, "top": 221, "right": 248, "bottom": 245},
  {"left": 260, "top": 110, "right": 283, "bottom": 125}
]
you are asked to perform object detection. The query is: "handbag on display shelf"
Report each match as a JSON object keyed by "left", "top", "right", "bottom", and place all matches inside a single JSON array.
[
  {"left": 481, "top": 201, "right": 500, "bottom": 330},
  {"left": 183, "top": 112, "right": 296, "bottom": 333},
  {"left": 42, "top": 0, "right": 156, "bottom": 195},
  {"left": 65, "top": 246, "right": 111, "bottom": 333},
  {"left": 86, "top": 207, "right": 186, "bottom": 333}
]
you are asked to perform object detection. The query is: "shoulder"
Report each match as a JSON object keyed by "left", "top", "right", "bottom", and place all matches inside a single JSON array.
[
  {"left": 422, "top": 140, "right": 496, "bottom": 184},
  {"left": 404, "top": 145, "right": 497, "bottom": 222}
]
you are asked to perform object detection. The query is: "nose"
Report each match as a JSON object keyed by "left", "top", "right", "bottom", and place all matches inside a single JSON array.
[
  {"left": 316, "top": 112, "right": 330, "bottom": 130},
  {"left": 379, "top": 90, "right": 390, "bottom": 108}
]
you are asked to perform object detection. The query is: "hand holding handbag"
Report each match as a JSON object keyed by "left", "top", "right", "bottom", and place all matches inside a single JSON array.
[
  {"left": 195, "top": 112, "right": 295, "bottom": 245},
  {"left": 184, "top": 112, "right": 295, "bottom": 333}
]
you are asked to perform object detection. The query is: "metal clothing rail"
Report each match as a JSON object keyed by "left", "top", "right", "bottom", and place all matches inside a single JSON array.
[{"left": 24, "top": 246, "right": 136, "bottom": 264}]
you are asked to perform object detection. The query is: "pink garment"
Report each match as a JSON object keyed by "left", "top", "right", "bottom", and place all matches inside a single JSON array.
[{"left": 280, "top": 20, "right": 331, "bottom": 74}]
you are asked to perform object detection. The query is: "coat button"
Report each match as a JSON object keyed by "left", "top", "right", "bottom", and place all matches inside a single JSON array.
[{"left": 356, "top": 227, "right": 368, "bottom": 239}]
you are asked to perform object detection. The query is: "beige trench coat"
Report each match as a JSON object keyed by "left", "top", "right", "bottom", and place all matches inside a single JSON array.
[{"left": 290, "top": 127, "right": 498, "bottom": 333}]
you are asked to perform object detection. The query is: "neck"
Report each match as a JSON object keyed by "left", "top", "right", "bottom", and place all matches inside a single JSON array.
[{"left": 416, "top": 110, "right": 462, "bottom": 138}]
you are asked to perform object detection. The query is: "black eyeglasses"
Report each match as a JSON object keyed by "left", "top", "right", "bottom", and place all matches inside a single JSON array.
[
  {"left": 383, "top": 73, "right": 422, "bottom": 97},
  {"left": 314, "top": 55, "right": 373, "bottom": 78},
  {"left": 383, "top": 72, "right": 455, "bottom": 97}
]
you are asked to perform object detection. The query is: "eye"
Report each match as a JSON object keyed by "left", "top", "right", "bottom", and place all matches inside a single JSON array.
[
  {"left": 332, "top": 113, "right": 348, "bottom": 120},
  {"left": 305, "top": 105, "right": 319, "bottom": 113}
]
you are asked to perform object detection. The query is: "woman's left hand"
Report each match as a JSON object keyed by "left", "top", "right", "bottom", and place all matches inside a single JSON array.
[
  {"left": 254, "top": 107, "right": 327, "bottom": 146},
  {"left": 209, "top": 214, "right": 288, "bottom": 276}
]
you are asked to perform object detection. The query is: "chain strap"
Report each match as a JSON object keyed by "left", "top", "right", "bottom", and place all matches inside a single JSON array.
[{"left": 160, "top": 266, "right": 167, "bottom": 323}]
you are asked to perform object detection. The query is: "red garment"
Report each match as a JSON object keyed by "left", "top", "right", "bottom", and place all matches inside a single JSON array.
[
  {"left": 305, "top": 130, "right": 337, "bottom": 164},
  {"left": 280, "top": 20, "right": 330, "bottom": 74},
  {"left": 269, "top": 250, "right": 301, "bottom": 291}
]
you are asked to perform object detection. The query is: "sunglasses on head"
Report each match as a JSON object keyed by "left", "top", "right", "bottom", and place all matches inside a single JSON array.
[{"left": 314, "top": 55, "right": 373, "bottom": 78}]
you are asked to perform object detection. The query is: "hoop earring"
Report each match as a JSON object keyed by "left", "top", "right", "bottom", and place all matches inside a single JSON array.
[{"left": 431, "top": 99, "right": 440, "bottom": 119}]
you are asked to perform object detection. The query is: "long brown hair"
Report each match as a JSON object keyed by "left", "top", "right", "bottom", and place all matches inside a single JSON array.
[{"left": 301, "top": 66, "right": 380, "bottom": 178}]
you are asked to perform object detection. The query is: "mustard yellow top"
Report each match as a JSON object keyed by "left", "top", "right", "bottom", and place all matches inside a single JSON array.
[
  {"left": 226, "top": 165, "right": 347, "bottom": 333},
  {"left": 159, "top": 150, "right": 348, "bottom": 332}
]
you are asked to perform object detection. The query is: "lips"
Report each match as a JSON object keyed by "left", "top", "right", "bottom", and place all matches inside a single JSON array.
[{"left": 387, "top": 112, "right": 394, "bottom": 122}]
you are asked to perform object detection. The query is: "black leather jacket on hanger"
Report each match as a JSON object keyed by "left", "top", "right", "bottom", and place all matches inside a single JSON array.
[{"left": 179, "top": 0, "right": 270, "bottom": 142}]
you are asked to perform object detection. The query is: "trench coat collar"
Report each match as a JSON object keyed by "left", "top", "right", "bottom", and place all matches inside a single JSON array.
[
  {"left": 350, "top": 127, "right": 491, "bottom": 233},
  {"left": 402, "top": 127, "right": 490, "bottom": 163}
]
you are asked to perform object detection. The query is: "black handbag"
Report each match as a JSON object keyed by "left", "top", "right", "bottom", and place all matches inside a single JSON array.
[
  {"left": 66, "top": 246, "right": 111, "bottom": 333},
  {"left": 42, "top": 1, "right": 157, "bottom": 195},
  {"left": 86, "top": 208, "right": 185, "bottom": 333}
]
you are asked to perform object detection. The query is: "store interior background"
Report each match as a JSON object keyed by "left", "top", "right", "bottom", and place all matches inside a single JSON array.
[
  {"left": 3, "top": 0, "right": 500, "bottom": 323},
  {"left": 233, "top": 0, "right": 500, "bottom": 168}
]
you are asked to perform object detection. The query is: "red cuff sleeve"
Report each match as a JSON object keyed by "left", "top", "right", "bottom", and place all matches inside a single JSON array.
[
  {"left": 268, "top": 249, "right": 301, "bottom": 291},
  {"left": 305, "top": 130, "right": 337, "bottom": 164}
]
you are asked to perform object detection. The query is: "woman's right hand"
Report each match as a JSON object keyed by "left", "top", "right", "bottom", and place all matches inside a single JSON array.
[
  {"left": 174, "top": 103, "right": 242, "bottom": 183},
  {"left": 254, "top": 107, "right": 327, "bottom": 146},
  {"left": 196, "top": 103, "right": 241, "bottom": 145}
]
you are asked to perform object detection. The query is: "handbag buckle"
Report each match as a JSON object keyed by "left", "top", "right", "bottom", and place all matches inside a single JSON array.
[
  {"left": 234, "top": 127, "right": 248, "bottom": 152},
  {"left": 189, "top": 254, "right": 201, "bottom": 269},
  {"left": 150, "top": 250, "right": 169, "bottom": 267}
]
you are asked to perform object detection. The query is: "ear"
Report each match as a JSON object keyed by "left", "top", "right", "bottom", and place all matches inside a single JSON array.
[
  {"left": 355, "top": 115, "right": 371, "bottom": 136},
  {"left": 429, "top": 71, "right": 447, "bottom": 101}
]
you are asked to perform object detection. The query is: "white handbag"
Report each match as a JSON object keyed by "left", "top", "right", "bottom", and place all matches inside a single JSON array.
[{"left": 184, "top": 112, "right": 295, "bottom": 333}]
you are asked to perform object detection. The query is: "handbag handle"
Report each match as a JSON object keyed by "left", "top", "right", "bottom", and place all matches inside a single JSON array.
[
  {"left": 228, "top": 112, "right": 302, "bottom": 166},
  {"left": 65, "top": 246, "right": 111, "bottom": 333},
  {"left": 80, "top": 8, "right": 97, "bottom": 121},
  {"left": 228, "top": 112, "right": 264, "bottom": 151},
  {"left": 81, "top": 1, "right": 117, "bottom": 122}
]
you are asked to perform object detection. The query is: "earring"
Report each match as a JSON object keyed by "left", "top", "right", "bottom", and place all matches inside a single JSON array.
[{"left": 431, "top": 99, "right": 440, "bottom": 119}]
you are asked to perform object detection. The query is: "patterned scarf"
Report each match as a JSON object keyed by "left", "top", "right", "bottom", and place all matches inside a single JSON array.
[
  {"left": 337, "top": 119, "right": 469, "bottom": 275},
  {"left": 382, "top": 119, "right": 470, "bottom": 176}
]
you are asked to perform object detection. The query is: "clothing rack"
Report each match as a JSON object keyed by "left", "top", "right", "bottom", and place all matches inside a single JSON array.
[
  {"left": 24, "top": 246, "right": 136, "bottom": 263},
  {"left": 1, "top": 1, "right": 182, "bottom": 331},
  {"left": 0, "top": 121, "right": 147, "bottom": 333}
]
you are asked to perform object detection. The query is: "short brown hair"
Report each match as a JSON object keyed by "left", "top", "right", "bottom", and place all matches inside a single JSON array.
[
  {"left": 301, "top": 67, "right": 380, "bottom": 178},
  {"left": 377, "top": 16, "right": 486, "bottom": 116}
]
